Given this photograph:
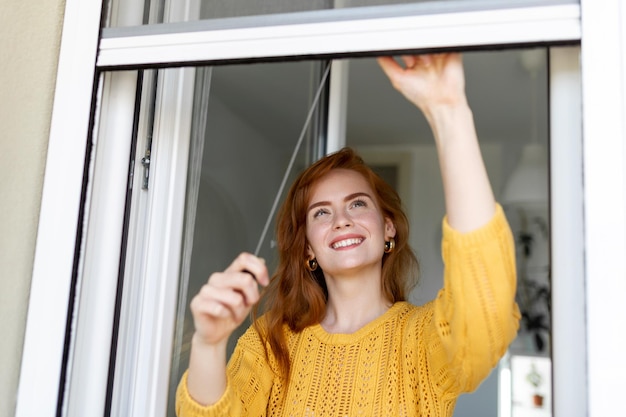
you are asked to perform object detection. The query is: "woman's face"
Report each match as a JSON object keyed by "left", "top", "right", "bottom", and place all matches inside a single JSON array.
[{"left": 305, "top": 169, "right": 396, "bottom": 277}]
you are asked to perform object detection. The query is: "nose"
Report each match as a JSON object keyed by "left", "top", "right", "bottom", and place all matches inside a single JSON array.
[{"left": 333, "top": 209, "right": 353, "bottom": 229}]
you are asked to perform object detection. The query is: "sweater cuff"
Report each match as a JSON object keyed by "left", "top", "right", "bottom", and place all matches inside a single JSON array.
[
  {"left": 441, "top": 203, "right": 511, "bottom": 248},
  {"left": 176, "top": 370, "right": 233, "bottom": 417}
]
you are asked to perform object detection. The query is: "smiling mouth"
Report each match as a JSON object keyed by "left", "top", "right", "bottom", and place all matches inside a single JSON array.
[{"left": 331, "top": 238, "right": 363, "bottom": 249}]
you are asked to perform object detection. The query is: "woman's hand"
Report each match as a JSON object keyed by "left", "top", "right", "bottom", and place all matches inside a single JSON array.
[
  {"left": 190, "top": 252, "right": 269, "bottom": 347},
  {"left": 186, "top": 253, "right": 269, "bottom": 405},
  {"left": 377, "top": 53, "right": 467, "bottom": 121},
  {"left": 378, "top": 52, "right": 495, "bottom": 232}
]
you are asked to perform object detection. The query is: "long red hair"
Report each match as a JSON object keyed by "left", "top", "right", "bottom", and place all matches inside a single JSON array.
[{"left": 254, "top": 147, "right": 419, "bottom": 381}]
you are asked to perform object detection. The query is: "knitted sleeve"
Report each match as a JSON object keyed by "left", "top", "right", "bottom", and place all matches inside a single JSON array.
[
  {"left": 430, "top": 203, "right": 520, "bottom": 394},
  {"left": 175, "top": 326, "right": 274, "bottom": 417}
]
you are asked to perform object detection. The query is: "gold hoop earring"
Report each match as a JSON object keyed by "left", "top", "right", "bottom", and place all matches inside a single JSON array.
[
  {"left": 384, "top": 238, "right": 395, "bottom": 254},
  {"left": 306, "top": 258, "right": 318, "bottom": 271}
]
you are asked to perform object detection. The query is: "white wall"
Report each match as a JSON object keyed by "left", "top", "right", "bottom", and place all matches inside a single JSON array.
[{"left": 0, "top": 1, "right": 65, "bottom": 416}]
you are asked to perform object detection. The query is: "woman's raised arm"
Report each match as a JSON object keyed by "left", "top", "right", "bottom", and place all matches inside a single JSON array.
[{"left": 377, "top": 53, "right": 495, "bottom": 232}]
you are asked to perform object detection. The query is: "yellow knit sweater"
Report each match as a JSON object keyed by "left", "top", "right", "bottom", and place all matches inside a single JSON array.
[{"left": 176, "top": 204, "right": 520, "bottom": 417}]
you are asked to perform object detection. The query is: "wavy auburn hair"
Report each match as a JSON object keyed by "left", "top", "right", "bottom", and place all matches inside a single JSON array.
[{"left": 254, "top": 147, "right": 419, "bottom": 381}]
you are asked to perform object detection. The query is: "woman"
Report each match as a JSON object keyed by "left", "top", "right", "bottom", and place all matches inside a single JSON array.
[{"left": 176, "top": 53, "right": 520, "bottom": 416}]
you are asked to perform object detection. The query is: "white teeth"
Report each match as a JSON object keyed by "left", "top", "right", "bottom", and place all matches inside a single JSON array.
[{"left": 332, "top": 238, "right": 363, "bottom": 249}]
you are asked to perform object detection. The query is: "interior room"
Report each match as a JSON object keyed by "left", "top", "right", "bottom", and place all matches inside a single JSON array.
[{"left": 164, "top": 47, "right": 551, "bottom": 416}]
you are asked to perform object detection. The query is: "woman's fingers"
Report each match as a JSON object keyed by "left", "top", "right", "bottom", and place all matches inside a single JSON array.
[
  {"left": 208, "top": 272, "right": 260, "bottom": 305},
  {"left": 189, "top": 252, "right": 270, "bottom": 346},
  {"left": 379, "top": 53, "right": 443, "bottom": 78},
  {"left": 400, "top": 55, "right": 417, "bottom": 69},
  {"left": 196, "top": 286, "right": 250, "bottom": 322},
  {"left": 378, "top": 52, "right": 466, "bottom": 112},
  {"left": 224, "top": 252, "right": 270, "bottom": 286},
  {"left": 190, "top": 285, "right": 254, "bottom": 345},
  {"left": 377, "top": 56, "right": 403, "bottom": 81}
]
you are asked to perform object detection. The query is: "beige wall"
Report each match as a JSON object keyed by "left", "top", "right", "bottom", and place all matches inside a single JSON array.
[{"left": 0, "top": 0, "right": 66, "bottom": 416}]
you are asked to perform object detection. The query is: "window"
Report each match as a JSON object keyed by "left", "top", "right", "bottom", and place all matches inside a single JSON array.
[
  {"left": 22, "top": 1, "right": 626, "bottom": 417},
  {"left": 114, "top": 49, "right": 558, "bottom": 417}
]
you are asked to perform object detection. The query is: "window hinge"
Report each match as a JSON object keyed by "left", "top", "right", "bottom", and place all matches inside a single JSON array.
[
  {"left": 141, "top": 148, "right": 151, "bottom": 190},
  {"left": 128, "top": 160, "right": 135, "bottom": 190}
]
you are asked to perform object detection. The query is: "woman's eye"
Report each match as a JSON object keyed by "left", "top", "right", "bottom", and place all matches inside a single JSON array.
[
  {"left": 313, "top": 208, "right": 329, "bottom": 218},
  {"left": 350, "top": 199, "right": 367, "bottom": 209}
]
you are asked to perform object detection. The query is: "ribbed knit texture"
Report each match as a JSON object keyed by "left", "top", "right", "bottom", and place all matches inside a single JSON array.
[{"left": 176, "top": 204, "right": 520, "bottom": 417}]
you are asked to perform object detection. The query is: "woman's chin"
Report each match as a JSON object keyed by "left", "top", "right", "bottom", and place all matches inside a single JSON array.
[{"left": 321, "top": 259, "right": 381, "bottom": 278}]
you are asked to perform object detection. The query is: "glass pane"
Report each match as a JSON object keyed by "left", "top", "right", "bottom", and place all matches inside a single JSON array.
[
  {"left": 131, "top": 48, "right": 555, "bottom": 417},
  {"left": 162, "top": 49, "right": 553, "bottom": 416},
  {"left": 105, "top": 0, "right": 578, "bottom": 27},
  {"left": 166, "top": 60, "right": 327, "bottom": 416},
  {"left": 344, "top": 48, "right": 551, "bottom": 417}
]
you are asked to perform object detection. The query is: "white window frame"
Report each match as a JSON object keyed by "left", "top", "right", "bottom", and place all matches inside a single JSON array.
[
  {"left": 580, "top": 1, "right": 626, "bottom": 415},
  {"left": 15, "top": 1, "right": 104, "bottom": 416},
  {"left": 96, "top": 3, "right": 581, "bottom": 68},
  {"left": 17, "top": 1, "right": 626, "bottom": 417},
  {"left": 548, "top": 46, "right": 585, "bottom": 417}
]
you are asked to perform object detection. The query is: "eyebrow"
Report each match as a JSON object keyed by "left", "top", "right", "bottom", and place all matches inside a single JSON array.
[{"left": 307, "top": 192, "right": 373, "bottom": 213}]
